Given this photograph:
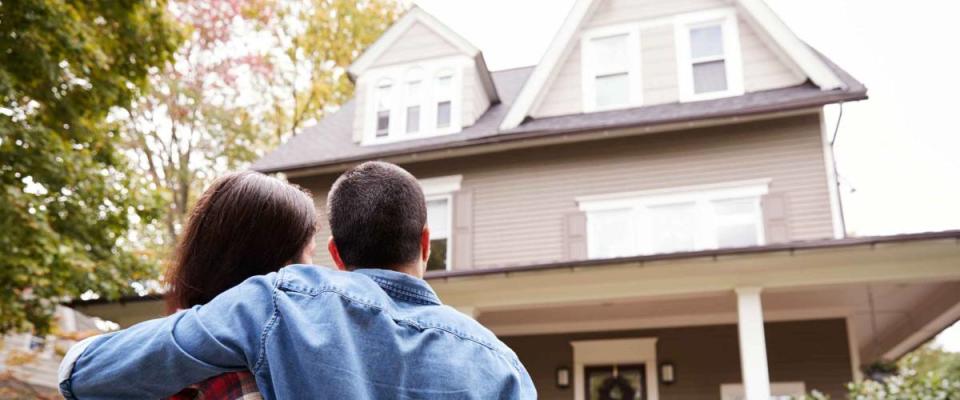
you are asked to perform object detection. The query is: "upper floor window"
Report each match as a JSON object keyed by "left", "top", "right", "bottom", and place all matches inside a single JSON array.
[
  {"left": 435, "top": 71, "right": 454, "bottom": 130},
  {"left": 675, "top": 10, "right": 744, "bottom": 101},
  {"left": 419, "top": 174, "right": 462, "bottom": 272},
  {"left": 578, "top": 180, "right": 768, "bottom": 259},
  {"left": 405, "top": 69, "right": 423, "bottom": 134},
  {"left": 375, "top": 80, "right": 393, "bottom": 138},
  {"left": 581, "top": 25, "right": 642, "bottom": 112},
  {"left": 364, "top": 62, "right": 462, "bottom": 145}
]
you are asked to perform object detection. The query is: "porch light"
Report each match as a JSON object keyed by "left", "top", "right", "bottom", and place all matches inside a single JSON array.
[
  {"left": 660, "top": 362, "right": 676, "bottom": 385},
  {"left": 556, "top": 367, "right": 571, "bottom": 388}
]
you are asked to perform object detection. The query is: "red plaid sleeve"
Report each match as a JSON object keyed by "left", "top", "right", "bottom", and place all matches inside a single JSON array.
[{"left": 170, "top": 371, "right": 263, "bottom": 400}]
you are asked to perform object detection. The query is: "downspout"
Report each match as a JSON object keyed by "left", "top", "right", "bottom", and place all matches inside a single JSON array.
[{"left": 829, "top": 103, "right": 849, "bottom": 238}]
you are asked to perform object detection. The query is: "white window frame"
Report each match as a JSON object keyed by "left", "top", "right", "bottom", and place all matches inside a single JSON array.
[
  {"left": 675, "top": 8, "right": 745, "bottom": 102},
  {"left": 581, "top": 23, "right": 643, "bottom": 112},
  {"left": 373, "top": 78, "right": 394, "bottom": 137},
  {"left": 404, "top": 68, "right": 424, "bottom": 135},
  {"left": 577, "top": 179, "right": 769, "bottom": 259},
  {"left": 720, "top": 382, "right": 806, "bottom": 400},
  {"left": 420, "top": 175, "right": 462, "bottom": 271},
  {"left": 361, "top": 57, "right": 467, "bottom": 146}
]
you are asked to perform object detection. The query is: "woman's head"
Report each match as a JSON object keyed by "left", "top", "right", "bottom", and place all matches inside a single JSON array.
[{"left": 166, "top": 171, "right": 317, "bottom": 311}]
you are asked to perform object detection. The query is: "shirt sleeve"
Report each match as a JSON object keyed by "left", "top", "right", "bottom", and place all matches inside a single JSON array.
[{"left": 59, "top": 272, "right": 279, "bottom": 400}]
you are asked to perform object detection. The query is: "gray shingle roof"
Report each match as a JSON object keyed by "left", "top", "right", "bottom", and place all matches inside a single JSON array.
[{"left": 253, "top": 57, "right": 865, "bottom": 174}]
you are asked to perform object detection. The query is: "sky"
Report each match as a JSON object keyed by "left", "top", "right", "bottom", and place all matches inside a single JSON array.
[{"left": 410, "top": 0, "right": 960, "bottom": 351}]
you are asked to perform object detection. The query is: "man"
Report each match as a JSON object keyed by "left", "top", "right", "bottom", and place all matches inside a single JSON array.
[{"left": 59, "top": 161, "right": 536, "bottom": 399}]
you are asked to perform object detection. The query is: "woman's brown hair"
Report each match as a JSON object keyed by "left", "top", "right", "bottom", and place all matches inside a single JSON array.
[{"left": 165, "top": 171, "right": 317, "bottom": 312}]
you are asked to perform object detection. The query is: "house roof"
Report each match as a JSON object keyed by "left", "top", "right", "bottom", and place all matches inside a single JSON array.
[{"left": 252, "top": 55, "right": 865, "bottom": 175}]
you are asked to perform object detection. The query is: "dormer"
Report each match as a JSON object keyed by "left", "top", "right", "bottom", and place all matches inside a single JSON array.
[
  {"left": 348, "top": 7, "right": 499, "bottom": 146},
  {"left": 500, "top": 0, "right": 848, "bottom": 129}
]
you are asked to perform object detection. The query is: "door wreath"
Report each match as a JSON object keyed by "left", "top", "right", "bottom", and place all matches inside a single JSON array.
[{"left": 597, "top": 375, "right": 636, "bottom": 400}]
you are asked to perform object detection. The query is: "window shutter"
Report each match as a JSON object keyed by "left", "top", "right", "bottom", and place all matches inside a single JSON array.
[
  {"left": 564, "top": 212, "right": 588, "bottom": 260},
  {"left": 761, "top": 193, "right": 789, "bottom": 244},
  {"left": 452, "top": 189, "right": 473, "bottom": 270}
]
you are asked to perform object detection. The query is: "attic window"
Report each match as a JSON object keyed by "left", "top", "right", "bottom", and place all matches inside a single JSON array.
[
  {"left": 581, "top": 25, "right": 642, "bottom": 112},
  {"left": 363, "top": 62, "right": 462, "bottom": 145},
  {"left": 375, "top": 80, "right": 393, "bottom": 137},
  {"left": 435, "top": 72, "right": 453, "bottom": 129},
  {"left": 675, "top": 10, "right": 744, "bottom": 101}
]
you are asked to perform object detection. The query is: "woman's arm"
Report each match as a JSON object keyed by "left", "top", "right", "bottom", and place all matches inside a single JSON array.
[{"left": 59, "top": 272, "right": 279, "bottom": 399}]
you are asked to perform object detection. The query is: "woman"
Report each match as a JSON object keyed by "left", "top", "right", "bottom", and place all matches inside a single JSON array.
[{"left": 166, "top": 171, "right": 318, "bottom": 400}]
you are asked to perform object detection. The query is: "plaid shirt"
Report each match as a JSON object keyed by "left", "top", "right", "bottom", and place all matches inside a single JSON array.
[{"left": 170, "top": 371, "right": 262, "bottom": 400}]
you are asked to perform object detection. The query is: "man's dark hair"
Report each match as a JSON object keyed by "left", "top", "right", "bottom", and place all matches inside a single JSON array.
[{"left": 327, "top": 161, "right": 427, "bottom": 270}]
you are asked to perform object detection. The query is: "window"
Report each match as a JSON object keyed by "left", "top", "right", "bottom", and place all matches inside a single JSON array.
[
  {"left": 676, "top": 10, "right": 743, "bottom": 101},
  {"left": 363, "top": 62, "right": 462, "bottom": 145},
  {"left": 419, "top": 174, "right": 461, "bottom": 271},
  {"left": 405, "top": 69, "right": 423, "bottom": 134},
  {"left": 582, "top": 25, "right": 641, "bottom": 112},
  {"left": 374, "top": 80, "right": 392, "bottom": 137},
  {"left": 435, "top": 73, "right": 453, "bottom": 129},
  {"left": 579, "top": 180, "right": 768, "bottom": 259},
  {"left": 426, "top": 197, "right": 451, "bottom": 271}
]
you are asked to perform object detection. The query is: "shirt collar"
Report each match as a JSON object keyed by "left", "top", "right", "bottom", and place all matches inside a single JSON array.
[{"left": 353, "top": 268, "right": 442, "bottom": 306}]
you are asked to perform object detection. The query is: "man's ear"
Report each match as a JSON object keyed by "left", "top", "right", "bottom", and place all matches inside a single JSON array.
[
  {"left": 327, "top": 236, "right": 347, "bottom": 271},
  {"left": 421, "top": 227, "right": 431, "bottom": 263}
]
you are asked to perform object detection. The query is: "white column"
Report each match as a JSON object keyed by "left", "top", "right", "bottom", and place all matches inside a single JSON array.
[{"left": 736, "top": 287, "right": 771, "bottom": 400}]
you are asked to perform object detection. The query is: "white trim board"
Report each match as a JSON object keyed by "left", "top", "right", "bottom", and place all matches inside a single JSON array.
[
  {"left": 571, "top": 338, "right": 660, "bottom": 400},
  {"left": 499, "top": 0, "right": 845, "bottom": 130}
]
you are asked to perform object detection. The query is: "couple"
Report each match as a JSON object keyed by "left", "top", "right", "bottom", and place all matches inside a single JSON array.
[{"left": 58, "top": 161, "right": 537, "bottom": 399}]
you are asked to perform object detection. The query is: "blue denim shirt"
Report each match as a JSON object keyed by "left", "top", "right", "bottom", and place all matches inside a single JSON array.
[{"left": 59, "top": 265, "right": 536, "bottom": 399}]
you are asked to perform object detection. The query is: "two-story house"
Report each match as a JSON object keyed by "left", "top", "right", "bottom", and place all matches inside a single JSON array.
[{"left": 69, "top": 1, "right": 960, "bottom": 399}]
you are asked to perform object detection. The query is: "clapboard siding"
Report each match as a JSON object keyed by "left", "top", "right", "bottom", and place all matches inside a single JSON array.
[
  {"left": 533, "top": 0, "right": 805, "bottom": 118},
  {"left": 370, "top": 22, "right": 461, "bottom": 68},
  {"left": 293, "top": 114, "right": 834, "bottom": 271},
  {"left": 462, "top": 64, "right": 491, "bottom": 127},
  {"left": 502, "top": 319, "right": 853, "bottom": 400}
]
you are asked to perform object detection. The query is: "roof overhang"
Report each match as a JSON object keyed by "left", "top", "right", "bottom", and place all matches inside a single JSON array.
[
  {"left": 262, "top": 82, "right": 865, "bottom": 177},
  {"left": 347, "top": 6, "right": 499, "bottom": 103}
]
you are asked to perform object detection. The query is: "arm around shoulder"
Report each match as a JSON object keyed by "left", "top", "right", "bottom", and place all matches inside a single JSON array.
[{"left": 59, "top": 272, "right": 280, "bottom": 399}]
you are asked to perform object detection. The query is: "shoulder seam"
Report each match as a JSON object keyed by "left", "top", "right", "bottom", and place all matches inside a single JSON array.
[{"left": 253, "top": 271, "right": 283, "bottom": 373}]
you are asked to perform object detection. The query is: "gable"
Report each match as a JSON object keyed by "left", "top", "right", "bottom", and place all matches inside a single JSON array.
[
  {"left": 370, "top": 21, "right": 465, "bottom": 69},
  {"left": 532, "top": 0, "right": 805, "bottom": 118},
  {"left": 502, "top": 0, "right": 845, "bottom": 130}
]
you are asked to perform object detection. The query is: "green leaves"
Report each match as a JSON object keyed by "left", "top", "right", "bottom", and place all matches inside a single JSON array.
[{"left": 0, "top": 0, "right": 179, "bottom": 334}]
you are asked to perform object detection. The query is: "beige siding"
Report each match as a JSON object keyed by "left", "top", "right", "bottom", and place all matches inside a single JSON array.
[
  {"left": 502, "top": 319, "right": 853, "bottom": 400},
  {"left": 295, "top": 114, "right": 834, "bottom": 271},
  {"left": 370, "top": 22, "right": 461, "bottom": 68},
  {"left": 739, "top": 16, "right": 805, "bottom": 91},
  {"left": 461, "top": 64, "right": 491, "bottom": 127},
  {"left": 533, "top": 0, "right": 805, "bottom": 118}
]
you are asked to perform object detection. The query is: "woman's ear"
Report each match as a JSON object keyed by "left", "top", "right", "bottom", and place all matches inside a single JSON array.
[{"left": 327, "top": 236, "right": 347, "bottom": 271}]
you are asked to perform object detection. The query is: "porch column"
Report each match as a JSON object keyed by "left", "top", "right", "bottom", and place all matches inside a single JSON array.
[{"left": 736, "top": 287, "right": 771, "bottom": 400}]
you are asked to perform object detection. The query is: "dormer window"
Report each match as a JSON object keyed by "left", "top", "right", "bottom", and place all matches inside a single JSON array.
[
  {"left": 362, "top": 60, "right": 464, "bottom": 145},
  {"left": 435, "top": 72, "right": 453, "bottom": 129},
  {"left": 375, "top": 80, "right": 393, "bottom": 137},
  {"left": 675, "top": 10, "right": 744, "bottom": 101},
  {"left": 405, "top": 69, "right": 423, "bottom": 134},
  {"left": 581, "top": 25, "right": 642, "bottom": 112}
]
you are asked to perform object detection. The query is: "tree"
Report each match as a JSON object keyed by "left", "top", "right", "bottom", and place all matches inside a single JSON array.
[
  {"left": 119, "top": 0, "right": 276, "bottom": 248},
  {"left": 120, "top": 0, "right": 399, "bottom": 248},
  {"left": 262, "top": 0, "right": 400, "bottom": 140},
  {"left": 0, "top": 0, "right": 180, "bottom": 333}
]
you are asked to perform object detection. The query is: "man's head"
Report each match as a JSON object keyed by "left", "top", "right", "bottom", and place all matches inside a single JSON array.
[{"left": 326, "top": 161, "right": 429, "bottom": 275}]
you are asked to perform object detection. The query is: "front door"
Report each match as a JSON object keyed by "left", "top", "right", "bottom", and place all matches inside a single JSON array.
[{"left": 584, "top": 364, "right": 646, "bottom": 400}]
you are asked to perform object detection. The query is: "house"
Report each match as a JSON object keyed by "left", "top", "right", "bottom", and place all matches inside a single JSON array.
[{"left": 70, "top": 1, "right": 960, "bottom": 399}]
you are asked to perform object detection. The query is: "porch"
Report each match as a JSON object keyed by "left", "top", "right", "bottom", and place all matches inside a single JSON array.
[{"left": 430, "top": 231, "right": 960, "bottom": 400}]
